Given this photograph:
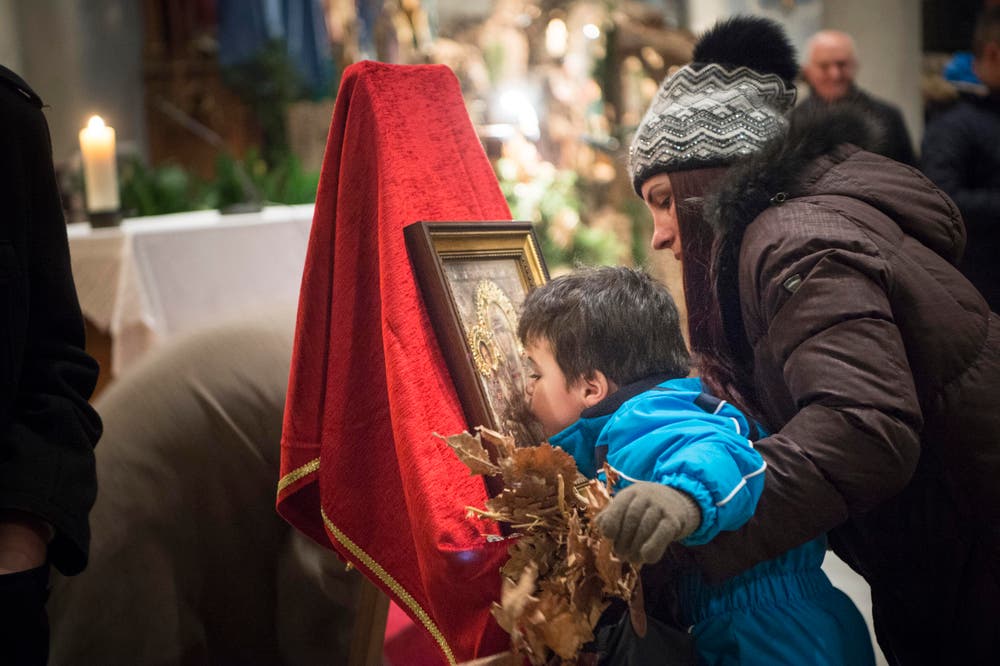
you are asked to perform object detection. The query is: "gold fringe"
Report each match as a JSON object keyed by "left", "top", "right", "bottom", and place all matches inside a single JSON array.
[
  {"left": 321, "top": 508, "right": 457, "bottom": 665},
  {"left": 277, "top": 458, "right": 321, "bottom": 494}
]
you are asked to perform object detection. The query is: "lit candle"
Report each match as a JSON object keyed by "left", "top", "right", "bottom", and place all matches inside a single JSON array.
[{"left": 79, "top": 115, "right": 120, "bottom": 213}]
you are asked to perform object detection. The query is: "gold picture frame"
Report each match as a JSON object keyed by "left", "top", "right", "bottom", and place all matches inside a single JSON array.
[{"left": 405, "top": 221, "right": 549, "bottom": 440}]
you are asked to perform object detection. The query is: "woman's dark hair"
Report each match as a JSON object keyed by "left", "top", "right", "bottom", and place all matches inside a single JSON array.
[
  {"left": 669, "top": 168, "right": 763, "bottom": 423},
  {"left": 517, "top": 266, "right": 690, "bottom": 387}
]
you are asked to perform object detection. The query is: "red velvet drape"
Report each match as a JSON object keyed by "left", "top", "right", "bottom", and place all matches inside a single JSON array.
[{"left": 277, "top": 61, "right": 513, "bottom": 664}]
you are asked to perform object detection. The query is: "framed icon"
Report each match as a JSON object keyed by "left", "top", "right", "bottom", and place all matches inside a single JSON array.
[{"left": 405, "top": 221, "right": 549, "bottom": 439}]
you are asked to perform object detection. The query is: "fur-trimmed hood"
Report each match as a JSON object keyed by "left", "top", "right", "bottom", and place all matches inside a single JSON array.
[
  {"left": 674, "top": 96, "right": 1000, "bottom": 630},
  {"left": 702, "top": 103, "right": 967, "bottom": 364},
  {"left": 706, "top": 104, "right": 965, "bottom": 264}
]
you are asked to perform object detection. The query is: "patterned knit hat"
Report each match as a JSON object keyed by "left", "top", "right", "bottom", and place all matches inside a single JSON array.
[{"left": 629, "top": 16, "right": 798, "bottom": 193}]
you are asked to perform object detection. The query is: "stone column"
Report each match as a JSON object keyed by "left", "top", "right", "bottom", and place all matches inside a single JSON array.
[
  {"left": 15, "top": 0, "right": 147, "bottom": 163},
  {"left": 0, "top": 0, "right": 23, "bottom": 73}
]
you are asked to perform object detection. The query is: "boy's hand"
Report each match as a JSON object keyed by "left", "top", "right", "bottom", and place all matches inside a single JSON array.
[{"left": 595, "top": 482, "right": 701, "bottom": 564}]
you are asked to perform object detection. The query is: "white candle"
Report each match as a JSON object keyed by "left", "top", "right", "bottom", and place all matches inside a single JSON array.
[{"left": 79, "top": 115, "right": 120, "bottom": 212}]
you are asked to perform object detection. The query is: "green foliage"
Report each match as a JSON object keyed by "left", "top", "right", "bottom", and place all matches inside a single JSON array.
[
  {"left": 253, "top": 151, "right": 321, "bottom": 204},
  {"left": 117, "top": 151, "right": 319, "bottom": 218},
  {"left": 220, "top": 39, "right": 305, "bottom": 166},
  {"left": 119, "top": 155, "right": 214, "bottom": 217},
  {"left": 482, "top": 40, "right": 506, "bottom": 86},
  {"left": 623, "top": 197, "right": 652, "bottom": 267},
  {"left": 496, "top": 157, "right": 623, "bottom": 270},
  {"left": 205, "top": 153, "right": 255, "bottom": 211},
  {"left": 567, "top": 224, "right": 624, "bottom": 267}
]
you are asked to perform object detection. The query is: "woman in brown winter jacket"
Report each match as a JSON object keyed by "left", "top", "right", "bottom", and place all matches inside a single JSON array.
[{"left": 629, "top": 16, "right": 1000, "bottom": 666}]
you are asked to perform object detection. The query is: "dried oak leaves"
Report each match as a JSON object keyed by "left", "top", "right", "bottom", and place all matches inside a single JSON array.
[{"left": 443, "top": 427, "right": 643, "bottom": 665}]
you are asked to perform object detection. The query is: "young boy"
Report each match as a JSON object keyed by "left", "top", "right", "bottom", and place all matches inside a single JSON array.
[{"left": 517, "top": 266, "right": 874, "bottom": 665}]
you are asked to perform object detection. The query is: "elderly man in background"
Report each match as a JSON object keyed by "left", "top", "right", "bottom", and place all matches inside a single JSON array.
[{"left": 793, "top": 29, "right": 917, "bottom": 165}]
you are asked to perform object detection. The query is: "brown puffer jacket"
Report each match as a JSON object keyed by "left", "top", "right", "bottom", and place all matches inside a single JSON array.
[{"left": 691, "top": 108, "right": 1000, "bottom": 665}]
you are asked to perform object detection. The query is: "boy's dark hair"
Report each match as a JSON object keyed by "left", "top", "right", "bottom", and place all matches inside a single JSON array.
[{"left": 517, "top": 266, "right": 691, "bottom": 387}]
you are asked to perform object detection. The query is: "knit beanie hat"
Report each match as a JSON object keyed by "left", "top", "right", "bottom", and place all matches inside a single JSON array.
[{"left": 628, "top": 16, "right": 798, "bottom": 194}]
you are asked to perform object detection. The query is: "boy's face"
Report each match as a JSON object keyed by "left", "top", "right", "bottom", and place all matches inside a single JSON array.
[{"left": 523, "top": 339, "right": 589, "bottom": 438}]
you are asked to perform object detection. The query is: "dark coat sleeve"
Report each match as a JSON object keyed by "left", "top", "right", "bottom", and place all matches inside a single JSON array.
[
  {"left": 690, "top": 203, "right": 923, "bottom": 582},
  {"left": 0, "top": 74, "right": 102, "bottom": 575},
  {"left": 921, "top": 103, "right": 1000, "bottom": 231},
  {"left": 792, "top": 93, "right": 916, "bottom": 166},
  {"left": 880, "top": 104, "right": 916, "bottom": 167}
]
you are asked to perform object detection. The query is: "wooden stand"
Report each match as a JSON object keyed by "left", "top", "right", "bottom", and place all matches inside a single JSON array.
[
  {"left": 88, "top": 210, "right": 122, "bottom": 228},
  {"left": 83, "top": 318, "right": 114, "bottom": 401},
  {"left": 347, "top": 578, "right": 390, "bottom": 666}
]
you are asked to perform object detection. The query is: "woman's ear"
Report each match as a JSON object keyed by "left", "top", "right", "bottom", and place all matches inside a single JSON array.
[{"left": 580, "top": 370, "right": 613, "bottom": 408}]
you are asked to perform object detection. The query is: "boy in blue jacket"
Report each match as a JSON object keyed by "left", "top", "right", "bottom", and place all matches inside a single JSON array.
[{"left": 517, "top": 266, "right": 873, "bottom": 665}]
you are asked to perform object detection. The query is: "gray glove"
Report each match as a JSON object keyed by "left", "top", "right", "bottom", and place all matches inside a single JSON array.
[{"left": 595, "top": 481, "right": 701, "bottom": 564}]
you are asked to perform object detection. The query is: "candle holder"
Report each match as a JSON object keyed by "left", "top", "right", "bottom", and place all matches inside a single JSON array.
[
  {"left": 88, "top": 209, "right": 122, "bottom": 229},
  {"left": 79, "top": 115, "right": 121, "bottom": 227}
]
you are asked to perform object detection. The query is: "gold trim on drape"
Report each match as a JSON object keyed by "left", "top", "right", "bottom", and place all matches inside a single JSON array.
[{"left": 322, "top": 508, "right": 457, "bottom": 665}]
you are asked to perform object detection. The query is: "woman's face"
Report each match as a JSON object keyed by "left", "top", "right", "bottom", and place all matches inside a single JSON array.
[
  {"left": 523, "top": 339, "right": 587, "bottom": 438},
  {"left": 641, "top": 173, "right": 682, "bottom": 261}
]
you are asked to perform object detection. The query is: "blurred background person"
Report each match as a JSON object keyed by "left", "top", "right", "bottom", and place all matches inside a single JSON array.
[
  {"left": 794, "top": 29, "right": 917, "bottom": 166},
  {"left": 921, "top": 7, "right": 1000, "bottom": 311},
  {"left": 47, "top": 310, "right": 361, "bottom": 666}
]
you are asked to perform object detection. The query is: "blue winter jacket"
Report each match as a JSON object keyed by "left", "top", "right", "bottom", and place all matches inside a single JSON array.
[
  {"left": 548, "top": 375, "right": 766, "bottom": 545},
  {"left": 551, "top": 376, "right": 875, "bottom": 665}
]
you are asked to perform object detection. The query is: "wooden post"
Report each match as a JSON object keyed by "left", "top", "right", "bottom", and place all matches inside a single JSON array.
[{"left": 347, "top": 577, "right": 390, "bottom": 666}]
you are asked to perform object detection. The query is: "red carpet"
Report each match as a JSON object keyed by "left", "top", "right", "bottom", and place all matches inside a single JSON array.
[{"left": 384, "top": 600, "right": 446, "bottom": 665}]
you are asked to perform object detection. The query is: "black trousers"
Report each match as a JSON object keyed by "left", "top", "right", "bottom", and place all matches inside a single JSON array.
[
  {"left": 588, "top": 598, "right": 696, "bottom": 666},
  {"left": 0, "top": 565, "right": 49, "bottom": 665}
]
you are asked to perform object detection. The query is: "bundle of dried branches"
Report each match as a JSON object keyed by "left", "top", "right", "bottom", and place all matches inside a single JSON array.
[{"left": 443, "top": 427, "right": 643, "bottom": 665}]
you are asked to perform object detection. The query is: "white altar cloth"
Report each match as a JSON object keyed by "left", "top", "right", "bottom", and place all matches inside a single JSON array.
[{"left": 68, "top": 204, "right": 313, "bottom": 375}]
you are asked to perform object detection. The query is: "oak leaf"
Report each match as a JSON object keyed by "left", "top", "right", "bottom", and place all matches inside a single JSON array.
[
  {"left": 446, "top": 427, "right": 643, "bottom": 664},
  {"left": 439, "top": 431, "right": 502, "bottom": 477},
  {"left": 492, "top": 561, "right": 539, "bottom": 635}
]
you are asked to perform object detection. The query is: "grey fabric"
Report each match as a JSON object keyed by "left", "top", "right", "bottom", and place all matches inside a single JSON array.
[
  {"left": 47, "top": 309, "right": 360, "bottom": 666},
  {"left": 628, "top": 63, "right": 796, "bottom": 192},
  {"left": 596, "top": 481, "right": 700, "bottom": 564}
]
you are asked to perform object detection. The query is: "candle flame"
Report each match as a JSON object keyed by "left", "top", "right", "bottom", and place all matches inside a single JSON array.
[{"left": 87, "top": 115, "right": 106, "bottom": 130}]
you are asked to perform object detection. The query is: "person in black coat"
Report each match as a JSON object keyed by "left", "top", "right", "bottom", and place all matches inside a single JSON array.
[
  {"left": 922, "top": 7, "right": 1000, "bottom": 311},
  {"left": 0, "top": 65, "right": 103, "bottom": 664},
  {"left": 793, "top": 29, "right": 917, "bottom": 166}
]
